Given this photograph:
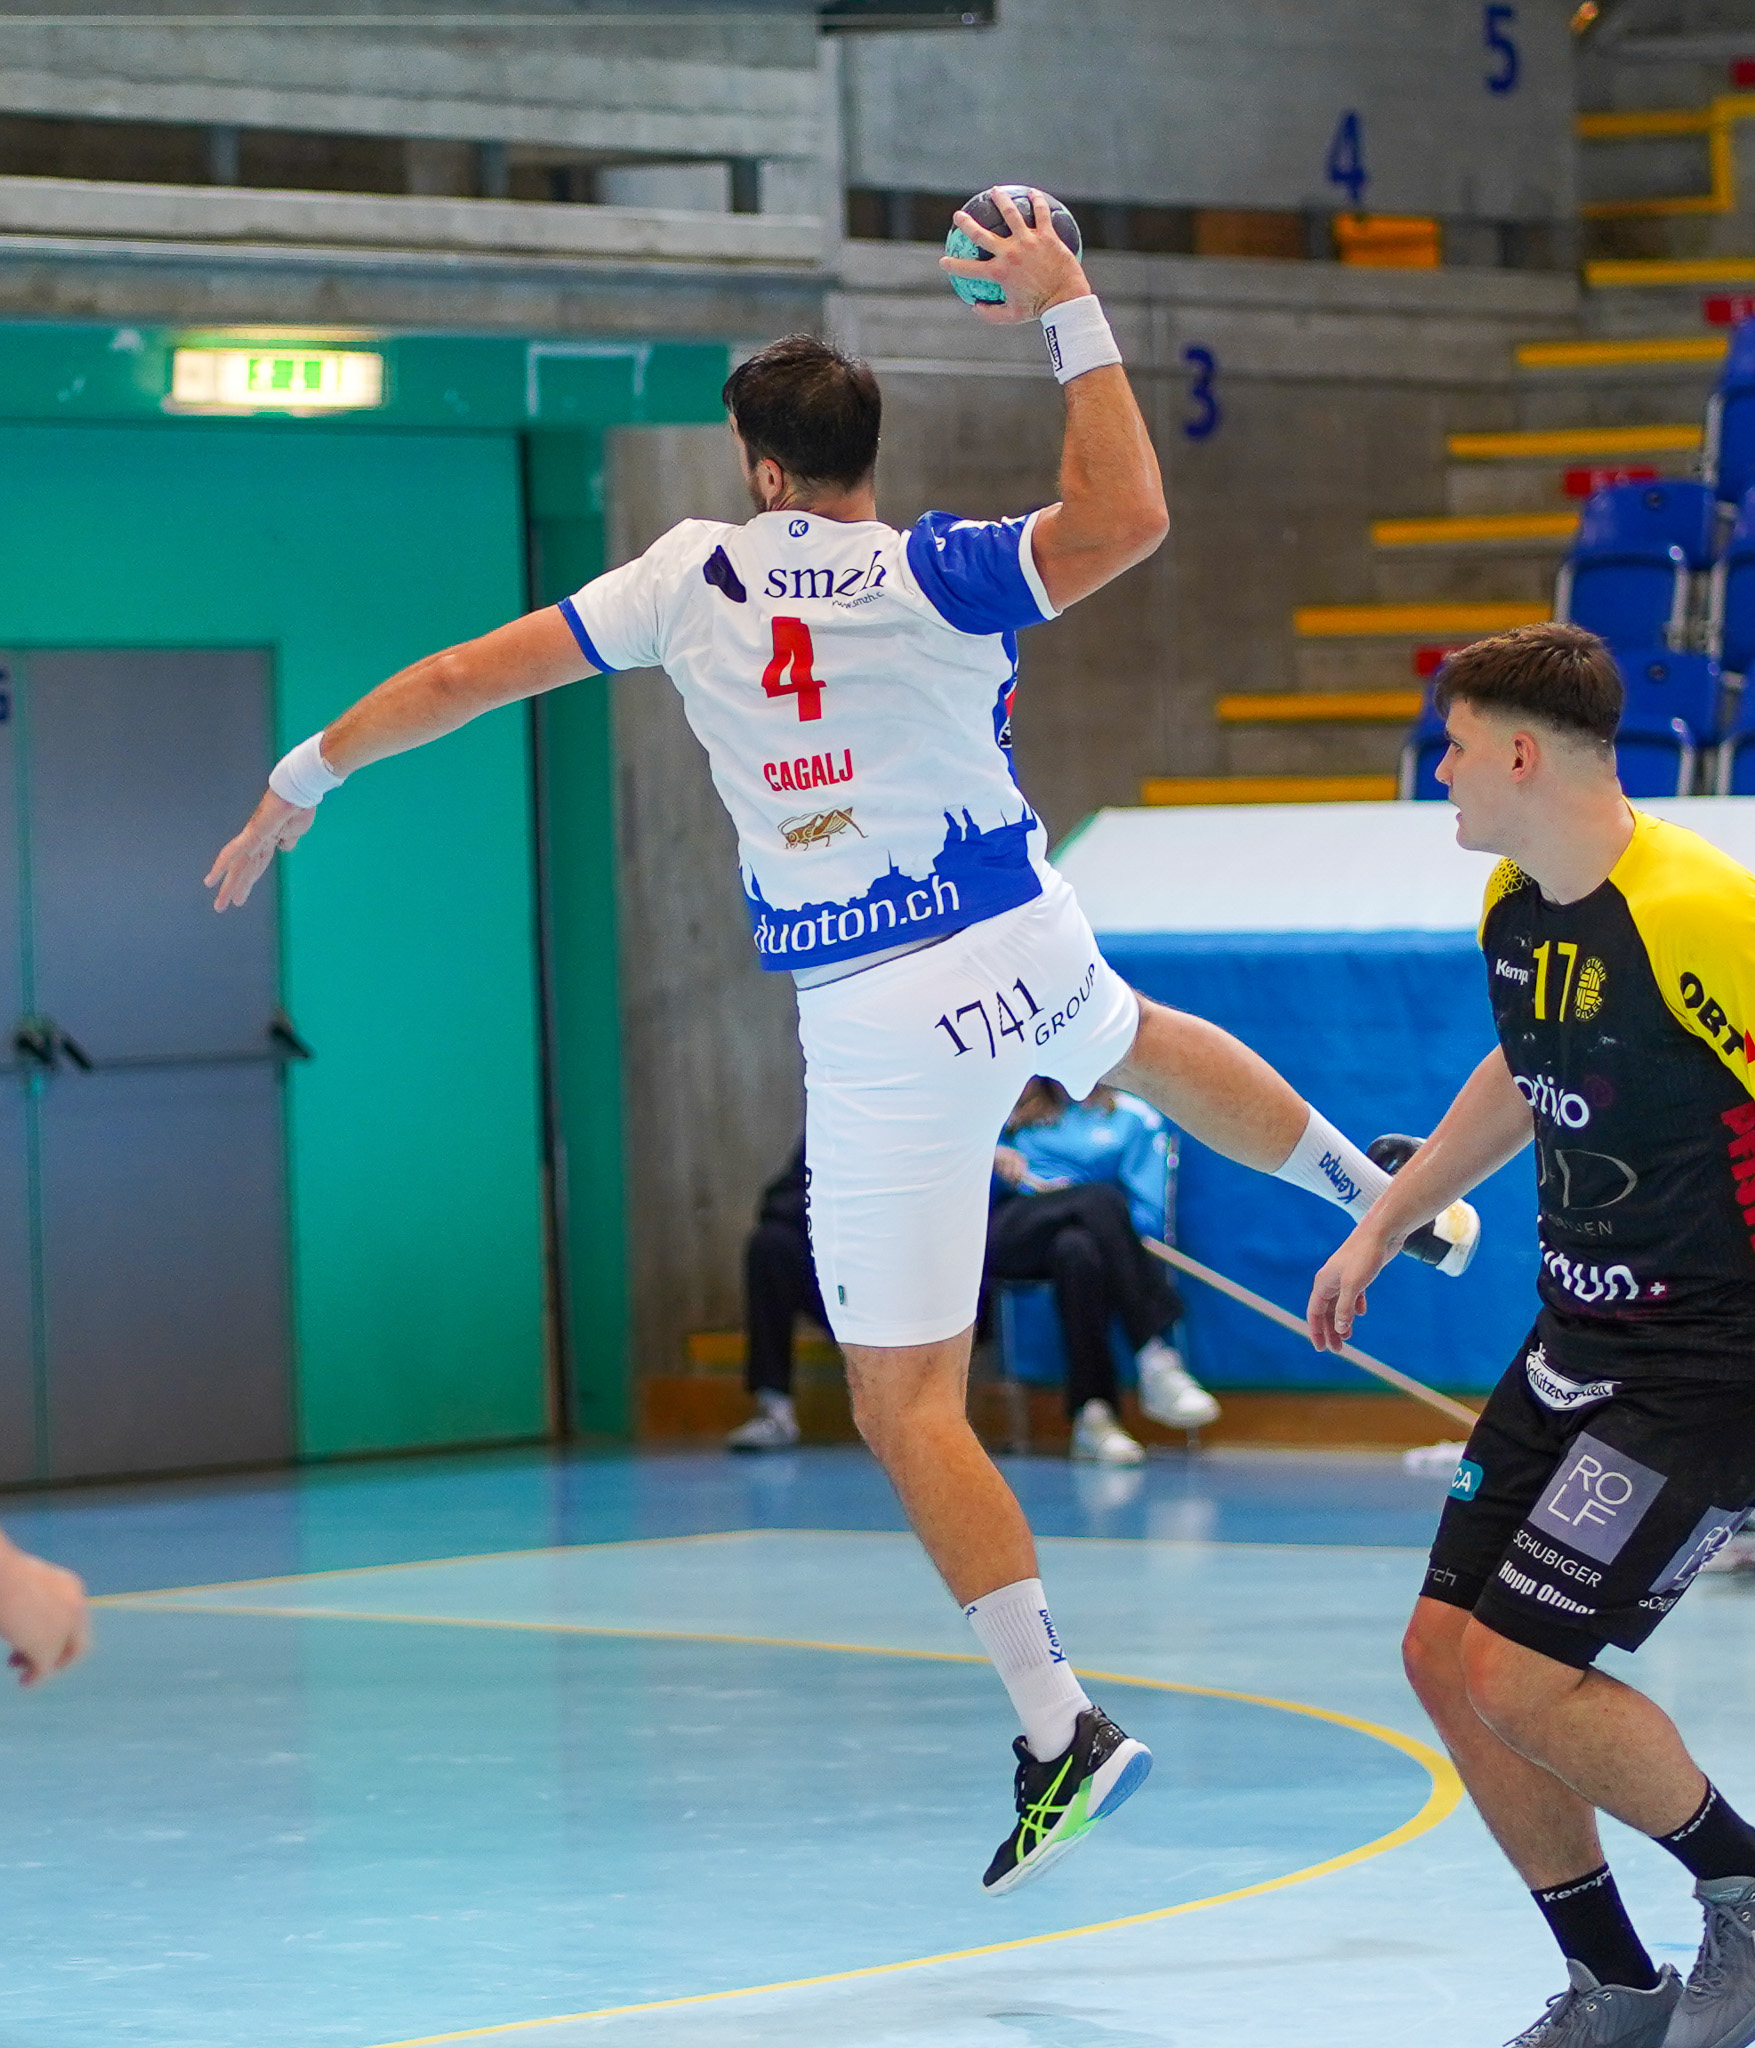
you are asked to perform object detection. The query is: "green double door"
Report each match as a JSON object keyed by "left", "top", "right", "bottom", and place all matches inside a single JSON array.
[{"left": 0, "top": 421, "right": 551, "bottom": 1465}]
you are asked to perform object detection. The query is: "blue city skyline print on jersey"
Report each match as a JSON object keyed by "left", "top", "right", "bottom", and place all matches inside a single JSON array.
[{"left": 746, "top": 807, "right": 1042, "bottom": 970}]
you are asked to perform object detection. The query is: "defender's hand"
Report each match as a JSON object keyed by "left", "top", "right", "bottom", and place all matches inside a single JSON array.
[
  {"left": 206, "top": 789, "right": 315, "bottom": 912},
  {"left": 0, "top": 1538, "right": 89, "bottom": 1687},
  {"left": 940, "top": 185, "right": 1090, "bottom": 325},
  {"left": 1308, "top": 1221, "right": 1399, "bottom": 1354}
]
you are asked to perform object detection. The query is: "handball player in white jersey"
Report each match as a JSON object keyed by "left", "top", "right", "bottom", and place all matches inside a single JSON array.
[{"left": 208, "top": 188, "right": 1478, "bottom": 1894}]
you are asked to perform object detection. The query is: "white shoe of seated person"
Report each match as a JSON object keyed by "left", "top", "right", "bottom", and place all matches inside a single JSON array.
[
  {"left": 726, "top": 1392, "right": 800, "bottom": 1452},
  {"left": 1071, "top": 1400, "right": 1146, "bottom": 1465},
  {"left": 1136, "top": 1338, "right": 1221, "bottom": 1429}
]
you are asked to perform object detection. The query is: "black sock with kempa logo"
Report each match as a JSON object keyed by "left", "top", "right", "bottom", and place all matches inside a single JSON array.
[
  {"left": 1531, "top": 1865, "right": 1660, "bottom": 1991},
  {"left": 1657, "top": 1782, "right": 1755, "bottom": 1882}
]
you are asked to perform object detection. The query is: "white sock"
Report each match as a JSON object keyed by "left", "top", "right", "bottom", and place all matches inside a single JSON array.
[
  {"left": 1272, "top": 1106, "right": 1391, "bottom": 1224},
  {"left": 964, "top": 1577, "right": 1092, "bottom": 1762},
  {"left": 757, "top": 1390, "right": 795, "bottom": 1424}
]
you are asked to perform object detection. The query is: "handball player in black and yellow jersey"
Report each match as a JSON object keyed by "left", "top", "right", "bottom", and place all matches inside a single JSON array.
[{"left": 1310, "top": 622, "right": 1755, "bottom": 2048}]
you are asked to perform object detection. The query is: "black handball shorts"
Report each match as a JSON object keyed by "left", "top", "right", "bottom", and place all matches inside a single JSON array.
[{"left": 1423, "top": 1312, "right": 1755, "bottom": 1668}]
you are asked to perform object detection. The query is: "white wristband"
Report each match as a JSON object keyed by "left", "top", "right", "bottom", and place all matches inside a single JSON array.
[
  {"left": 268, "top": 733, "right": 344, "bottom": 810},
  {"left": 1040, "top": 293, "right": 1122, "bottom": 384}
]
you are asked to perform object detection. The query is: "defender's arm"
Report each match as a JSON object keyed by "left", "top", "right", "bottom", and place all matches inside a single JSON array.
[
  {"left": 1307, "top": 1048, "right": 1532, "bottom": 1351},
  {"left": 207, "top": 606, "right": 590, "bottom": 911},
  {"left": 939, "top": 185, "right": 1166, "bottom": 611}
]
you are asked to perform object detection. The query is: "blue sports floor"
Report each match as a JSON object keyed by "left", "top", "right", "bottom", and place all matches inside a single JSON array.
[{"left": 3, "top": 1444, "right": 1751, "bottom": 2048}]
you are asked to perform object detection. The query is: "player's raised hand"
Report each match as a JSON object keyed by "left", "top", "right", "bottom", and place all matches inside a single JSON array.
[
  {"left": 1307, "top": 1220, "right": 1399, "bottom": 1353},
  {"left": 0, "top": 1534, "right": 90, "bottom": 1687},
  {"left": 941, "top": 186, "right": 1090, "bottom": 325},
  {"left": 205, "top": 788, "right": 316, "bottom": 912}
]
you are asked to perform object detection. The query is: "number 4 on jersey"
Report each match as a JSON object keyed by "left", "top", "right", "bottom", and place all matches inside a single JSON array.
[{"left": 763, "top": 616, "right": 824, "bottom": 722}]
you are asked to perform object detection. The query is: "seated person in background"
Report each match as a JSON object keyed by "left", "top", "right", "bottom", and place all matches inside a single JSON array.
[
  {"left": 989, "top": 1077, "right": 1220, "bottom": 1465},
  {"left": 726, "top": 1138, "right": 825, "bottom": 1453}
]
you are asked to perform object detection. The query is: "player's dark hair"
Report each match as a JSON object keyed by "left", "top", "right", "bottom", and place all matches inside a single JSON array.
[
  {"left": 1432, "top": 622, "right": 1623, "bottom": 748},
  {"left": 722, "top": 334, "right": 882, "bottom": 492}
]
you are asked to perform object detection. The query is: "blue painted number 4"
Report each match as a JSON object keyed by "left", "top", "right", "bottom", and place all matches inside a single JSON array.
[{"left": 1327, "top": 110, "right": 1366, "bottom": 210}]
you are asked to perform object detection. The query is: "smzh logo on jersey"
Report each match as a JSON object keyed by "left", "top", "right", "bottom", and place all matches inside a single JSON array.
[
  {"left": 765, "top": 749, "right": 853, "bottom": 796},
  {"left": 764, "top": 553, "right": 887, "bottom": 607},
  {"left": 1516, "top": 1071, "right": 1592, "bottom": 1129},
  {"left": 1524, "top": 1342, "right": 1619, "bottom": 1412},
  {"left": 1541, "top": 1247, "right": 1646, "bottom": 1306},
  {"left": 1529, "top": 1432, "right": 1665, "bottom": 1564},
  {"left": 1721, "top": 1100, "right": 1755, "bottom": 1254},
  {"left": 1680, "top": 971, "right": 1755, "bottom": 1063},
  {"left": 780, "top": 807, "right": 865, "bottom": 851}
]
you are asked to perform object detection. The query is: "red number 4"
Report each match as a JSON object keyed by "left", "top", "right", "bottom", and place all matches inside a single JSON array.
[{"left": 763, "top": 616, "right": 824, "bottom": 722}]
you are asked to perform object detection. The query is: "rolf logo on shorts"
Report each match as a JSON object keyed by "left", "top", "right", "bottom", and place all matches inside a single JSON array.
[{"left": 1528, "top": 1432, "right": 1666, "bottom": 1564}]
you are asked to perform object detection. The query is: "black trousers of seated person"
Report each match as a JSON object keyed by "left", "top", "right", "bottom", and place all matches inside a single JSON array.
[
  {"left": 986, "top": 1183, "right": 1183, "bottom": 1418},
  {"left": 744, "top": 1218, "right": 829, "bottom": 1397}
]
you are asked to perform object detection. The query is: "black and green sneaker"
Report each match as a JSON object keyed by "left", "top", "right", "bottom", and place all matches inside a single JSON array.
[{"left": 980, "top": 1705, "right": 1152, "bottom": 1896}]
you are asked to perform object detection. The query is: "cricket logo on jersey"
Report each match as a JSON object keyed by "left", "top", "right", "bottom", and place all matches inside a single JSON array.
[{"left": 781, "top": 808, "right": 864, "bottom": 851}]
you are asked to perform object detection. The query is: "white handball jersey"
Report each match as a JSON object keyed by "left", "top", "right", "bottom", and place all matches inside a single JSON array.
[{"left": 560, "top": 506, "right": 1059, "bottom": 974}]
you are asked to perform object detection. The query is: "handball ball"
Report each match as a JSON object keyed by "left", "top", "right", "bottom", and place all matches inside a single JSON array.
[{"left": 945, "top": 185, "right": 1082, "bottom": 306}]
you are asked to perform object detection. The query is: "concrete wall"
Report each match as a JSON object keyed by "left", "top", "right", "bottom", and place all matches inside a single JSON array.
[{"left": 843, "top": 0, "right": 1576, "bottom": 223}]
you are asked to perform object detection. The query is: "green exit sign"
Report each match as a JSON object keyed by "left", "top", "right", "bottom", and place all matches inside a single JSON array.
[{"left": 170, "top": 346, "right": 384, "bottom": 412}]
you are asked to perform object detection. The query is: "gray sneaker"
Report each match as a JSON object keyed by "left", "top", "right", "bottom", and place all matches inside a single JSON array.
[
  {"left": 1669, "top": 1876, "right": 1755, "bottom": 2048},
  {"left": 1506, "top": 1962, "right": 1679, "bottom": 2047}
]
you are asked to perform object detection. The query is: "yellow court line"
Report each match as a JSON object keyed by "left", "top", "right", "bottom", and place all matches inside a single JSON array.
[
  {"left": 88, "top": 1527, "right": 764, "bottom": 1603},
  {"left": 303, "top": 1636, "right": 1458, "bottom": 2048}
]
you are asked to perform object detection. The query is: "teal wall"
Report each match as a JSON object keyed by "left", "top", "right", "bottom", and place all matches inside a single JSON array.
[{"left": 0, "top": 419, "right": 547, "bottom": 1456}]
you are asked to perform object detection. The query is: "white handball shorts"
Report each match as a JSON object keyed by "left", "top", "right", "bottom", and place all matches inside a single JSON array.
[{"left": 797, "top": 865, "right": 1140, "bottom": 1350}]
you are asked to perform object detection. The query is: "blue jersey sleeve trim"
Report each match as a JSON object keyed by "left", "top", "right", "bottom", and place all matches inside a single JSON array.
[
  {"left": 906, "top": 510, "right": 1058, "bottom": 636},
  {"left": 557, "top": 595, "right": 618, "bottom": 674}
]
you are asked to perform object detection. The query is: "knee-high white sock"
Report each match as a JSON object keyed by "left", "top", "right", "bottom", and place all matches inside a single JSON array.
[
  {"left": 1272, "top": 1106, "right": 1391, "bottom": 1224},
  {"left": 964, "top": 1578, "right": 1092, "bottom": 1762}
]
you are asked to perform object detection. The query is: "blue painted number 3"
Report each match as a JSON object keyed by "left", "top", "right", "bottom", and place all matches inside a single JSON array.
[
  {"left": 1182, "top": 346, "right": 1220, "bottom": 441},
  {"left": 1485, "top": 4, "right": 1518, "bottom": 93}
]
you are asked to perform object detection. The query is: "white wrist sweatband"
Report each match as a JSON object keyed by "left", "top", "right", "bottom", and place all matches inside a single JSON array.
[
  {"left": 268, "top": 733, "right": 344, "bottom": 810},
  {"left": 1040, "top": 294, "right": 1122, "bottom": 384}
]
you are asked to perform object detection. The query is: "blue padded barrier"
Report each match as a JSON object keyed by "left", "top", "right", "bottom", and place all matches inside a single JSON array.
[{"left": 1094, "top": 932, "right": 1536, "bottom": 1393}]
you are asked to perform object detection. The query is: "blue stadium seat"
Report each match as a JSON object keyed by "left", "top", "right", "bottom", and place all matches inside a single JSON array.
[
  {"left": 1616, "top": 716, "right": 1697, "bottom": 798},
  {"left": 1572, "top": 479, "right": 1717, "bottom": 568},
  {"left": 1397, "top": 699, "right": 1448, "bottom": 800},
  {"left": 1715, "top": 679, "right": 1755, "bottom": 793},
  {"left": 1613, "top": 646, "right": 1724, "bottom": 742},
  {"left": 1707, "top": 319, "right": 1755, "bottom": 508},
  {"left": 1706, "top": 487, "right": 1755, "bottom": 674}
]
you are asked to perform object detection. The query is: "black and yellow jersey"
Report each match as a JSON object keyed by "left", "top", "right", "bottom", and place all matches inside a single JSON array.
[{"left": 1482, "top": 811, "right": 1755, "bottom": 1374}]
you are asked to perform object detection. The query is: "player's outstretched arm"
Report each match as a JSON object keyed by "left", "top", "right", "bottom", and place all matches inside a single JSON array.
[
  {"left": 1307, "top": 1048, "right": 1532, "bottom": 1352},
  {"left": 939, "top": 184, "right": 1166, "bottom": 611},
  {"left": 0, "top": 1528, "right": 90, "bottom": 1686},
  {"left": 206, "top": 606, "right": 591, "bottom": 911}
]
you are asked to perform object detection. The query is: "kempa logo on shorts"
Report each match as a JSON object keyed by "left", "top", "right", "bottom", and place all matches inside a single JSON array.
[
  {"left": 1529, "top": 1432, "right": 1666, "bottom": 1564},
  {"left": 1524, "top": 1344, "right": 1619, "bottom": 1412}
]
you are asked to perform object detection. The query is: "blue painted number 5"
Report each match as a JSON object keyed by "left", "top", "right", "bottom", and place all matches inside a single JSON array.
[
  {"left": 1485, "top": 4, "right": 1518, "bottom": 93},
  {"left": 1182, "top": 346, "right": 1220, "bottom": 441}
]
